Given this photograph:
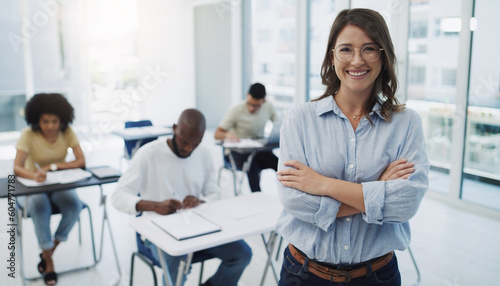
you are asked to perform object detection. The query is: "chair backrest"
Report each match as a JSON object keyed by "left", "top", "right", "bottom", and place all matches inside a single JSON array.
[
  {"left": 124, "top": 120, "right": 158, "bottom": 158},
  {"left": 125, "top": 120, "right": 153, "bottom": 129}
]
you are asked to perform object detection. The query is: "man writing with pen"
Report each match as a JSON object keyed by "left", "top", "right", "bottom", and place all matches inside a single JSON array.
[{"left": 111, "top": 109, "right": 252, "bottom": 286}]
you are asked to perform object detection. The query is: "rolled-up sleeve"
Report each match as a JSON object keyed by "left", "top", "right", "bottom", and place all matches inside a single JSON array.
[
  {"left": 278, "top": 108, "right": 341, "bottom": 231},
  {"left": 362, "top": 112, "right": 429, "bottom": 224}
]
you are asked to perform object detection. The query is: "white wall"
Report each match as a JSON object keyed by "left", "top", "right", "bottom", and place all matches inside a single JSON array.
[
  {"left": 194, "top": 4, "right": 232, "bottom": 128},
  {"left": 137, "top": 0, "right": 196, "bottom": 126}
]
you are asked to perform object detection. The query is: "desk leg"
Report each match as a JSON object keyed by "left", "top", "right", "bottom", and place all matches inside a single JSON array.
[
  {"left": 176, "top": 253, "right": 193, "bottom": 286},
  {"left": 96, "top": 186, "right": 122, "bottom": 285},
  {"left": 16, "top": 213, "right": 27, "bottom": 286},
  {"left": 260, "top": 231, "right": 280, "bottom": 286},
  {"left": 228, "top": 150, "right": 257, "bottom": 196},
  {"left": 157, "top": 249, "right": 175, "bottom": 286},
  {"left": 227, "top": 152, "right": 240, "bottom": 196}
]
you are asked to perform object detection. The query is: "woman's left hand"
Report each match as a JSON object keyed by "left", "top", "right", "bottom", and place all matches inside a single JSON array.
[{"left": 277, "top": 160, "right": 328, "bottom": 196}]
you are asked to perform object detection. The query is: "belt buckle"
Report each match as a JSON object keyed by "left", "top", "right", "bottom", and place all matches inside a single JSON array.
[{"left": 330, "top": 272, "right": 352, "bottom": 283}]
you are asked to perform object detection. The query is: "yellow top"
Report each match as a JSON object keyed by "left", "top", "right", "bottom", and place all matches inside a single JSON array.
[{"left": 15, "top": 126, "right": 79, "bottom": 171}]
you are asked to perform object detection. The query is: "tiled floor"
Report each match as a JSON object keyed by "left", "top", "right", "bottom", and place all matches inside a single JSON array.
[{"left": 0, "top": 129, "right": 499, "bottom": 285}]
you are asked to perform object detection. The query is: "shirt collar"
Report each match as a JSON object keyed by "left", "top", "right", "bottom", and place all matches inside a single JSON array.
[{"left": 315, "top": 95, "right": 386, "bottom": 121}]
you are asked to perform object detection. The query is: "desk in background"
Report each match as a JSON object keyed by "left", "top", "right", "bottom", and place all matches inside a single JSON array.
[
  {"left": 218, "top": 140, "right": 279, "bottom": 195},
  {"left": 0, "top": 169, "right": 121, "bottom": 286},
  {"left": 130, "top": 192, "right": 282, "bottom": 286},
  {"left": 112, "top": 126, "right": 173, "bottom": 141}
]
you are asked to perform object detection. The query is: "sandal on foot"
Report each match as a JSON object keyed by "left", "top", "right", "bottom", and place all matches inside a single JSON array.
[
  {"left": 37, "top": 253, "right": 46, "bottom": 274},
  {"left": 43, "top": 271, "right": 57, "bottom": 285}
]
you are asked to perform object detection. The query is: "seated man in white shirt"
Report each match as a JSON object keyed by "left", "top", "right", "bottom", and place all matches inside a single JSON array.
[{"left": 112, "top": 109, "right": 252, "bottom": 286}]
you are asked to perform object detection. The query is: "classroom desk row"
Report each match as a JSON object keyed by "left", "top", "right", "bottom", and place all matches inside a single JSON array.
[{"left": 0, "top": 169, "right": 282, "bottom": 286}]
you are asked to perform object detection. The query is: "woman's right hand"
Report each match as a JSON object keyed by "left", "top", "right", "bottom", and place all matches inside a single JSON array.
[
  {"left": 33, "top": 171, "right": 47, "bottom": 182},
  {"left": 379, "top": 159, "right": 415, "bottom": 181}
]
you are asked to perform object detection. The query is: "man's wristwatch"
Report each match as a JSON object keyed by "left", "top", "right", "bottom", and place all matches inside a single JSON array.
[{"left": 50, "top": 163, "right": 58, "bottom": 171}]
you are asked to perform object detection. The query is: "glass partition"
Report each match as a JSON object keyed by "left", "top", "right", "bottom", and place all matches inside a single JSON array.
[
  {"left": 461, "top": 0, "right": 500, "bottom": 210},
  {"left": 406, "top": 0, "right": 461, "bottom": 194}
]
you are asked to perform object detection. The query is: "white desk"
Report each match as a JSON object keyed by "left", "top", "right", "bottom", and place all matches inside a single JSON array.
[
  {"left": 129, "top": 192, "right": 282, "bottom": 286},
  {"left": 218, "top": 141, "right": 279, "bottom": 195},
  {"left": 112, "top": 126, "right": 173, "bottom": 141},
  {"left": 1, "top": 173, "right": 122, "bottom": 286}
]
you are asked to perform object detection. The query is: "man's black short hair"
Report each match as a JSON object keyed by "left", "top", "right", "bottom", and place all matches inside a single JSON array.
[
  {"left": 248, "top": 83, "right": 266, "bottom": 99},
  {"left": 25, "top": 93, "right": 74, "bottom": 132}
]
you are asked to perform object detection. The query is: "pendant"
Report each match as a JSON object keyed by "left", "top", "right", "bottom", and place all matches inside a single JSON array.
[{"left": 353, "top": 115, "right": 357, "bottom": 120}]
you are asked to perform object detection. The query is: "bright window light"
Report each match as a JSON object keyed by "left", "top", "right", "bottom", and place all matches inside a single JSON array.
[{"left": 441, "top": 17, "right": 461, "bottom": 32}]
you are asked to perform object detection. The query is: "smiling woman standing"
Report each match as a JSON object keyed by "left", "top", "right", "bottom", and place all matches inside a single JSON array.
[
  {"left": 14, "top": 93, "right": 85, "bottom": 286},
  {"left": 276, "top": 9, "right": 429, "bottom": 286}
]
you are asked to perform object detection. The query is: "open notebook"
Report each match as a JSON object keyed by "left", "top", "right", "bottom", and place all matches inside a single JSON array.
[
  {"left": 17, "top": 169, "right": 93, "bottom": 187},
  {"left": 151, "top": 210, "right": 221, "bottom": 241}
]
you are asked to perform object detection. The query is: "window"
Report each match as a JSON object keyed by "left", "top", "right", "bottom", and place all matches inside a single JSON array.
[
  {"left": 308, "top": 0, "right": 340, "bottom": 100},
  {"left": 410, "top": 20, "right": 428, "bottom": 38},
  {"left": 0, "top": 1, "right": 26, "bottom": 132},
  {"left": 409, "top": 66, "right": 426, "bottom": 85},
  {"left": 435, "top": 18, "right": 461, "bottom": 37},
  {"left": 87, "top": 0, "right": 141, "bottom": 128},
  {"left": 461, "top": 0, "right": 500, "bottom": 210},
  {"left": 250, "top": 0, "right": 297, "bottom": 116},
  {"left": 406, "top": 0, "right": 462, "bottom": 194},
  {"left": 441, "top": 69, "right": 457, "bottom": 86}
]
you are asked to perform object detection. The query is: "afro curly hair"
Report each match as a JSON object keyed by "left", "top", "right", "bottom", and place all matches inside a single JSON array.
[{"left": 24, "top": 93, "right": 74, "bottom": 132}]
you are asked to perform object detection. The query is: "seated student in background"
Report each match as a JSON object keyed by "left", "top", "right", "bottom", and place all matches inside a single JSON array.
[
  {"left": 214, "top": 83, "right": 280, "bottom": 192},
  {"left": 14, "top": 93, "right": 86, "bottom": 286},
  {"left": 111, "top": 109, "right": 252, "bottom": 286}
]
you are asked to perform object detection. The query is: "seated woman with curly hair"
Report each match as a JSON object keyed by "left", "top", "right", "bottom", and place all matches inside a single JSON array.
[{"left": 14, "top": 93, "right": 86, "bottom": 286}]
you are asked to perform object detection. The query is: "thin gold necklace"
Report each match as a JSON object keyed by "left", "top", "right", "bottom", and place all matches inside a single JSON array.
[{"left": 337, "top": 105, "right": 364, "bottom": 121}]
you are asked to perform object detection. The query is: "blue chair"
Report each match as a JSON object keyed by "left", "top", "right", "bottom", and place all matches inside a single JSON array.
[
  {"left": 129, "top": 232, "right": 208, "bottom": 286},
  {"left": 17, "top": 199, "right": 96, "bottom": 280},
  {"left": 123, "top": 120, "right": 158, "bottom": 159}
]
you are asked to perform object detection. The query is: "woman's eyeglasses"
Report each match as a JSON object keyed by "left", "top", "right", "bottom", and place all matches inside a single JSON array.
[{"left": 332, "top": 44, "right": 383, "bottom": 63}]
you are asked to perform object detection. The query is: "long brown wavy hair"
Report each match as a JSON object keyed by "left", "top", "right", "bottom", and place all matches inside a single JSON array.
[{"left": 314, "top": 8, "right": 404, "bottom": 121}]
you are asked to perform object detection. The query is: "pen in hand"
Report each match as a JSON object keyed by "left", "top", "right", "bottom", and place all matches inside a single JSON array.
[
  {"left": 35, "top": 162, "right": 43, "bottom": 171},
  {"left": 34, "top": 163, "right": 47, "bottom": 182}
]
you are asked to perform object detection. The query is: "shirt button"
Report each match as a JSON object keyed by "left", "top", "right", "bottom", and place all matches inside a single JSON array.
[
  {"left": 350, "top": 138, "right": 355, "bottom": 143},
  {"left": 346, "top": 217, "right": 351, "bottom": 222},
  {"left": 348, "top": 164, "right": 354, "bottom": 169},
  {"left": 344, "top": 245, "right": 349, "bottom": 250}
]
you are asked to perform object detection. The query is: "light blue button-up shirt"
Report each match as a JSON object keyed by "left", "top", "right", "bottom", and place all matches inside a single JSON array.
[{"left": 276, "top": 96, "right": 429, "bottom": 264}]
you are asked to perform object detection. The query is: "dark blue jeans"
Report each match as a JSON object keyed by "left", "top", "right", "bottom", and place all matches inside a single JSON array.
[
  {"left": 226, "top": 150, "right": 278, "bottom": 192},
  {"left": 279, "top": 246, "right": 401, "bottom": 286}
]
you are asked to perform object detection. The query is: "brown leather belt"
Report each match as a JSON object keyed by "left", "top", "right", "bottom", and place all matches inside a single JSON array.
[{"left": 288, "top": 244, "right": 393, "bottom": 283}]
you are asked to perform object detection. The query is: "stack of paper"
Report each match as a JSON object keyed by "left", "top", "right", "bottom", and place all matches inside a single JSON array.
[{"left": 222, "top": 138, "right": 264, "bottom": 148}]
